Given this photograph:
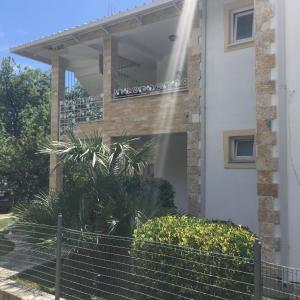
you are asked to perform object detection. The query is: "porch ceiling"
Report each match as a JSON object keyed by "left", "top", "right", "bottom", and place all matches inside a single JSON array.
[{"left": 10, "top": 0, "right": 182, "bottom": 66}]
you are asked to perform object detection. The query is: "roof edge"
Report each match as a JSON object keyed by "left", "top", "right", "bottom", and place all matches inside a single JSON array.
[{"left": 10, "top": 0, "right": 181, "bottom": 54}]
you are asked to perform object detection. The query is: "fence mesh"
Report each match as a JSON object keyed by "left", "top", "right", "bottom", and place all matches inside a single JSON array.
[
  {"left": 60, "top": 228, "right": 254, "bottom": 300},
  {"left": 0, "top": 221, "right": 300, "bottom": 299},
  {"left": 0, "top": 222, "right": 57, "bottom": 298},
  {"left": 263, "top": 262, "right": 300, "bottom": 300}
]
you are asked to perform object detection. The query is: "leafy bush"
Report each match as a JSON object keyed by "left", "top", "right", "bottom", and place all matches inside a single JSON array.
[{"left": 131, "top": 216, "right": 256, "bottom": 299}]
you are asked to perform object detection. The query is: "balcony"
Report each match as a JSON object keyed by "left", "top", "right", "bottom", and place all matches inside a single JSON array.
[
  {"left": 113, "top": 78, "right": 188, "bottom": 99},
  {"left": 59, "top": 94, "right": 104, "bottom": 136}
]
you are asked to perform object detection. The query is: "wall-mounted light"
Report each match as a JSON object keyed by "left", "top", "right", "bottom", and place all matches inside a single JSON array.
[{"left": 168, "top": 34, "right": 177, "bottom": 42}]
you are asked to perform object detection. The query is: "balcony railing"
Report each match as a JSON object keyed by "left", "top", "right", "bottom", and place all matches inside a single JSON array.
[
  {"left": 113, "top": 78, "right": 188, "bottom": 99},
  {"left": 59, "top": 94, "right": 104, "bottom": 136}
]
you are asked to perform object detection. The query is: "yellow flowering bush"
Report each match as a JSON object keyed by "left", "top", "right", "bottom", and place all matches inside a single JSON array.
[{"left": 131, "top": 216, "right": 256, "bottom": 299}]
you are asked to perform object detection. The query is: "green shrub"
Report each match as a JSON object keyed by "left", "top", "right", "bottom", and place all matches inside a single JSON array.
[
  {"left": 131, "top": 216, "right": 256, "bottom": 299},
  {"left": 14, "top": 177, "right": 176, "bottom": 237}
]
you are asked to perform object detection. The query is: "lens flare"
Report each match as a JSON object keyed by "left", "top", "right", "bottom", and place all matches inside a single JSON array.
[{"left": 155, "top": 0, "right": 198, "bottom": 178}]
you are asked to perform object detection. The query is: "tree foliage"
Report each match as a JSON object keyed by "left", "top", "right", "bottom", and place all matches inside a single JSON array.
[{"left": 0, "top": 57, "right": 50, "bottom": 202}]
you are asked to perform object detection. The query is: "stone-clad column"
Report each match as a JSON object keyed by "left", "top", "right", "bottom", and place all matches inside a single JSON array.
[
  {"left": 187, "top": 6, "right": 201, "bottom": 215},
  {"left": 102, "top": 36, "right": 118, "bottom": 147},
  {"left": 103, "top": 36, "right": 118, "bottom": 104},
  {"left": 49, "top": 55, "right": 65, "bottom": 193},
  {"left": 255, "top": 0, "right": 280, "bottom": 262}
]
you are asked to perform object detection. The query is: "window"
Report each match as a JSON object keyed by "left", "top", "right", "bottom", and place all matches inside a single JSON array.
[
  {"left": 224, "top": 0, "right": 254, "bottom": 52},
  {"left": 223, "top": 130, "right": 256, "bottom": 169},
  {"left": 232, "top": 9, "right": 254, "bottom": 44},
  {"left": 230, "top": 136, "right": 255, "bottom": 162}
]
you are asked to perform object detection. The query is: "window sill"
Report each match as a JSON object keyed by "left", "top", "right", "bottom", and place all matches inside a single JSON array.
[
  {"left": 224, "top": 161, "right": 256, "bottom": 169},
  {"left": 225, "top": 39, "right": 254, "bottom": 52}
]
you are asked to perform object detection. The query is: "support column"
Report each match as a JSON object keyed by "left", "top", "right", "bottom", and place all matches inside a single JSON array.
[
  {"left": 103, "top": 36, "right": 118, "bottom": 104},
  {"left": 49, "top": 55, "right": 65, "bottom": 193},
  {"left": 255, "top": 0, "right": 280, "bottom": 262},
  {"left": 187, "top": 6, "right": 202, "bottom": 215}
]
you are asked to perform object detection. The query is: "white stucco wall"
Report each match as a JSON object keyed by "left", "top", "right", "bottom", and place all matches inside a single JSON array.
[
  {"left": 119, "top": 63, "right": 157, "bottom": 87},
  {"left": 284, "top": 0, "right": 300, "bottom": 269},
  {"left": 157, "top": 55, "right": 187, "bottom": 83},
  {"left": 205, "top": 0, "right": 257, "bottom": 233}
]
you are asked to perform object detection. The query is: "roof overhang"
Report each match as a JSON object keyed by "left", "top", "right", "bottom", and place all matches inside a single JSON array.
[{"left": 10, "top": 0, "right": 183, "bottom": 65}]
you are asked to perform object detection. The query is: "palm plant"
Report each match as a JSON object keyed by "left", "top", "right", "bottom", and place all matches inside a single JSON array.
[
  {"left": 40, "top": 131, "right": 153, "bottom": 176},
  {"left": 16, "top": 132, "right": 176, "bottom": 236}
]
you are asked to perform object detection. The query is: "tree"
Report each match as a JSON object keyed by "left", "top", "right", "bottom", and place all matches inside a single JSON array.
[{"left": 0, "top": 57, "right": 50, "bottom": 202}]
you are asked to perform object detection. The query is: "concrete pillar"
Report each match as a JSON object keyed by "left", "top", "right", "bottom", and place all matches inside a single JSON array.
[{"left": 49, "top": 55, "right": 65, "bottom": 193}]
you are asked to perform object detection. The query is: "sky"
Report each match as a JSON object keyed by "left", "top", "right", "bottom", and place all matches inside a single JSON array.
[{"left": 0, "top": 0, "right": 151, "bottom": 70}]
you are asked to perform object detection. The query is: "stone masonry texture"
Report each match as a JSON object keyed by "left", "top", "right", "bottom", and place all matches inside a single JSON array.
[{"left": 255, "top": 0, "right": 279, "bottom": 262}]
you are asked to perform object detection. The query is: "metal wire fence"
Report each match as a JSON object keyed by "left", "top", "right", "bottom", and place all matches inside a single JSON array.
[
  {"left": 60, "top": 228, "right": 256, "bottom": 300},
  {"left": 0, "top": 222, "right": 57, "bottom": 299},
  {"left": 0, "top": 216, "right": 300, "bottom": 300},
  {"left": 263, "top": 262, "right": 300, "bottom": 299}
]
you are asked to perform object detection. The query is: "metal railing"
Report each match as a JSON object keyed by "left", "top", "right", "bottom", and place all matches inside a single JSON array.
[
  {"left": 0, "top": 216, "right": 300, "bottom": 299},
  {"left": 59, "top": 95, "right": 104, "bottom": 136},
  {"left": 113, "top": 78, "right": 188, "bottom": 99}
]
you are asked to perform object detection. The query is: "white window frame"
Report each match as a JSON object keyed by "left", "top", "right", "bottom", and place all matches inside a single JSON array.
[
  {"left": 231, "top": 7, "right": 254, "bottom": 45},
  {"left": 230, "top": 136, "right": 255, "bottom": 163}
]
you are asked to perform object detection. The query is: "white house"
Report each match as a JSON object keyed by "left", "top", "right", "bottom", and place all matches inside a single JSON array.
[{"left": 10, "top": 0, "right": 300, "bottom": 270}]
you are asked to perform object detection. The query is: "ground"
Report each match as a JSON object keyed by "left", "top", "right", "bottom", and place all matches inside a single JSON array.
[
  {"left": 0, "top": 213, "right": 15, "bottom": 256},
  {"left": 0, "top": 213, "right": 13, "bottom": 230}
]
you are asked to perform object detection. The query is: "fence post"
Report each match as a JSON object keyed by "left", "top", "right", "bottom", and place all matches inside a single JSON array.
[
  {"left": 254, "top": 239, "right": 262, "bottom": 300},
  {"left": 55, "top": 214, "right": 63, "bottom": 300}
]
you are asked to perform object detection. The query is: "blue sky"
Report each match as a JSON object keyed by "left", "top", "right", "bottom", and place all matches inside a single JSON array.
[{"left": 0, "top": 0, "right": 150, "bottom": 70}]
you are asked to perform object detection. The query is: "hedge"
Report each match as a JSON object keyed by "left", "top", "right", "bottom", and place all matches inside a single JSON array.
[{"left": 131, "top": 215, "right": 256, "bottom": 299}]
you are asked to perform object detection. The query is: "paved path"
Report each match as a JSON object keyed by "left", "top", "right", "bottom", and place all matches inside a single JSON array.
[
  {"left": 0, "top": 232, "right": 57, "bottom": 300},
  {"left": 0, "top": 279, "right": 55, "bottom": 300},
  {"left": 0, "top": 213, "right": 13, "bottom": 220},
  {"left": 0, "top": 232, "right": 55, "bottom": 279}
]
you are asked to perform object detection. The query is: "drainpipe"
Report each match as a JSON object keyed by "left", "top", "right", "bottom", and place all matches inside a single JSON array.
[
  {"left": 277, "top": 0, "right": 289, "bottom": 266},
  {"left": 200, "top": 0, "right": 207, "bottom": 218}
]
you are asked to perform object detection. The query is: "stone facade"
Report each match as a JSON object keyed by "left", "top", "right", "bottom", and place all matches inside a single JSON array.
[
  {"left": 255, "top": 0, "right": 279, "bottom": 262},
  {"left": 186, "top": 11, "right": 201, "bottom": 215}
]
